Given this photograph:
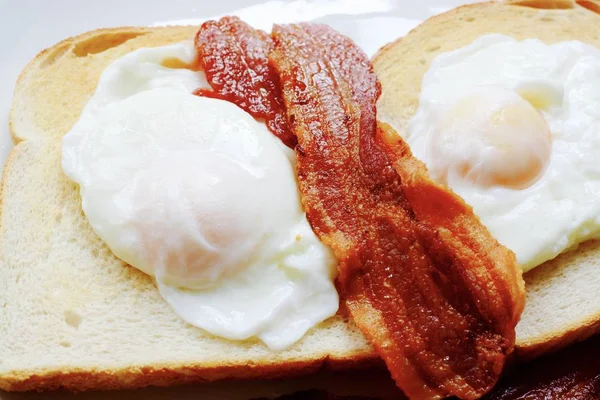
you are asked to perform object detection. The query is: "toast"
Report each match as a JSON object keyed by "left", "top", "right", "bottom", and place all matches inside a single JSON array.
[
  {"left": 373, "top": 0, "right": 600, "bottom": 361},
  {"left": 1, "top": 1, "right": 599, "bottom": 391},
  {"left": 0, "top": 26, "right": 378, "bottom": 392}
]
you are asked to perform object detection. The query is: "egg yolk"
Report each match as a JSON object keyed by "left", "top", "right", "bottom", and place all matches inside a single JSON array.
[
  {"left": 516, "top": 81, "right": 563, "bottom": 111},
  {"left": 428, "top": 87, "right": 552, "bottom": 189}
]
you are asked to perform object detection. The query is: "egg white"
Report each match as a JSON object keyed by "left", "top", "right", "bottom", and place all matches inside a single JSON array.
[{"left": 407, "top": 34, "right": 600, "bottom": 272}]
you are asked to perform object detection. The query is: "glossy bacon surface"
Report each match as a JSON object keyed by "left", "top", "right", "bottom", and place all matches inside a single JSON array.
[
  {"left": 194, "top": 16, "right": 296, "bottom": 147},
  {"left": 269, "top": 24, "right": 525, "bottom": 400}
]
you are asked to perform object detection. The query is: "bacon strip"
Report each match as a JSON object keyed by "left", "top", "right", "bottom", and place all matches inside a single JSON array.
[
  {"left": 269, "top": 24, "right": 525, "bottom": 400},
  {"left": 194, "top": 16, "right": 296, "bottom": 148}
]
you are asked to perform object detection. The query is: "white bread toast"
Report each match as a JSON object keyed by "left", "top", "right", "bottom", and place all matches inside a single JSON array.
[
  {"left": 0, "top": 26, "right": 377, "bottom": 392},
  {"left": 373, "top": 0, "right": 600, "bottom": 362},
  {"left": 1, "top": 1, "right": 599, "bottom": 391}
]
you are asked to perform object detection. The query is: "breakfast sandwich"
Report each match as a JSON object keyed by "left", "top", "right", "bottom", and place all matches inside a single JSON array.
[{"left": 1, "top": 0, "right": 599, "bottom": 399}]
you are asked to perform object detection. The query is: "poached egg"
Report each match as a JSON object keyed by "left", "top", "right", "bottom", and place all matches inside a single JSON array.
[
  {"left": 62, "top": 42, "right": 339, "bottom": 350},
  {"left": 406, "top": 34, "right": 600, "bottom": 272}
]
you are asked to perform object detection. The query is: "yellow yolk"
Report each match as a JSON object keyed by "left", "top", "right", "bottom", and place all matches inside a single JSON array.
[
  {"left": 516, "top": 81, "right": 564, "bottom": 111},
  {"left": 428, "top": 87, "right": 552, "bottom": 189}
]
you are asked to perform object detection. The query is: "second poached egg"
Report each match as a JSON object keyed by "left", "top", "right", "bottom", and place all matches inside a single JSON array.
[{"left": 406, "top": 34, "right": 600, "bottom": 272}]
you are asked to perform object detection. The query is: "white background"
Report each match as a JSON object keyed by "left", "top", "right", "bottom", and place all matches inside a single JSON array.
[{"left": 0, "top": 1, "right": 476, "bottom": 398}]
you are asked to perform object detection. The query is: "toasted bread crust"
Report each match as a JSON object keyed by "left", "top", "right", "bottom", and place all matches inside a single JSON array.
[
  {"left": 0, "top": 352, "right": 382, "bottom": 392},
  {"left": 9, "top": 26, "right": 198, "bottom": 144}
]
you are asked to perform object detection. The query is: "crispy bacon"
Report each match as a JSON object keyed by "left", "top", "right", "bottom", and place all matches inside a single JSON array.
[
  {"left": 269, "top": 24, "right": 525, "bottom": 400},
  {"left": 194, "top": 16, "right": 296, "bottom": 148}
]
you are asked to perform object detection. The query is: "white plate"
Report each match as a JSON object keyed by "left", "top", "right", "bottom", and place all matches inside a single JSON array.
[{"left": 0, "top": 1, "right": 477, "bottom": 398}]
